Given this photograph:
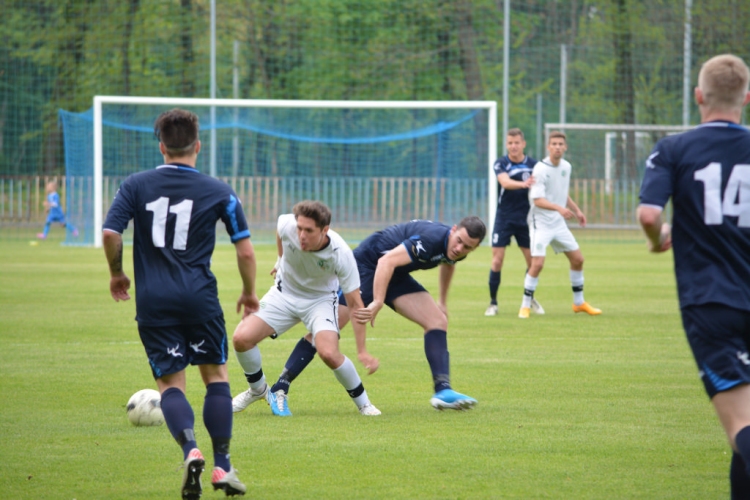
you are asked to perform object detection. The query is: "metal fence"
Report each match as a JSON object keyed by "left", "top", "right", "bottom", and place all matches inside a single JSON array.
[{"left": 2, "top": 175, "right": 649, "bottom": 234}]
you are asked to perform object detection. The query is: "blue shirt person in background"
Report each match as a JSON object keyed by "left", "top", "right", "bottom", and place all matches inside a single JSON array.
[
  {"left": 102, "top": 108, "right": 258, "bottom": 499},
  {"left": 638, "top": 54, "right": 750, "bottom": 499},
  {"left": 37, "top": 180, "right": 77, "bottom": 239}
]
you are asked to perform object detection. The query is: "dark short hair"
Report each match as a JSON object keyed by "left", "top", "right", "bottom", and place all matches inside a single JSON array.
[
  {"left": 457, "top": 216, "right": 486, "bottom": 244},
  {"left": 507, "top": 128, "right": 525, "bottom": 139},
  {"left": 154, "top": 109, "right": 199, "bottom": 156},
  {"left": 293, "top": 200, "right": 332, "bottom": 228}
]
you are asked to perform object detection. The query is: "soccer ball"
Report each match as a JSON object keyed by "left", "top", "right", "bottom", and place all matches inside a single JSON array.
[{"left": 126, "top": 389, "right": 164, "bottom": 427}]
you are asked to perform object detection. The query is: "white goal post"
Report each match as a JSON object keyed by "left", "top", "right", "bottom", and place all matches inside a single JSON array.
[{"left": 92, "top": 95, "right": 497, "bottom": 248}]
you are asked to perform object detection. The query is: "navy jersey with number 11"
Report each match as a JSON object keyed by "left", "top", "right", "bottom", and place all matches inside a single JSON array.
[
  {"left": 639, "top": 121, "right": 750, "bottom": 311},
  {"left": 103, "top": 165, "right": 250, "bottom": 326}
]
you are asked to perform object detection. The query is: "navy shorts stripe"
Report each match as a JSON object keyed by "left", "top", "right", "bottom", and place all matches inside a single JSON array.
[
  {"left": 138, "top": 315, "right": 228, "bottom": 379},
  {"left": 681, "top": 304, "right": 750, "bottom": 398}
]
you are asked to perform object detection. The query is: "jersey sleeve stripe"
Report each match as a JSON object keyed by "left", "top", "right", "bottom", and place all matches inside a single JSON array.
[
  {"left": 231, "top": 229, "right": 250, "bottom": 242},
  {"left": 225, "top": 195, "right": 241, "bottom": 232}
]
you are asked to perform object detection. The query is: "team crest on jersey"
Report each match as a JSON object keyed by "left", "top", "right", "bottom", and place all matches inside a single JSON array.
[
  {"left": 317, "top": 259, "right": 330, "bottom": 271},
  {"left": 561, "top": 171, "right": 567, "bottom": 177}
]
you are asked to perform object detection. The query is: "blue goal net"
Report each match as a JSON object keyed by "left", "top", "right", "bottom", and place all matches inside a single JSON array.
[{"left": 59, "top": 102, "right": 491, "bottom": 245}]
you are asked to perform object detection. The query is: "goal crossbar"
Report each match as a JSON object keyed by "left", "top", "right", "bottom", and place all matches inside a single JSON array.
[{"left": 92, "top": 95, "right": 497, "bottom": 248}]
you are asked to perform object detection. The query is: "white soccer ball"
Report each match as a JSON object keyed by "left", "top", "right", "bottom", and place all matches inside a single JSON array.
[{"left": 126, "top": 389, "right": 164, "bottom": 427}]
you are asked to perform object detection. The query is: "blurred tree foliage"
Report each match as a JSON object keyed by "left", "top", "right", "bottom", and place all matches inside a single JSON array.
[{"left": 1, "top": 0, "right": 749, "bottom": 175}]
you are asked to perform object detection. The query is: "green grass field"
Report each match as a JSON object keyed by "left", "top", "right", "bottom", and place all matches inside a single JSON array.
[{"left": 0, "top": 236, "right": 729, "bottom": 499}]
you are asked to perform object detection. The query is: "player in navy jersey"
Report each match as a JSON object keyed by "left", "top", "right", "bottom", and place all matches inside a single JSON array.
[
  {"left": 485, "top": 128, "right": 544, "bottom": 317},
  {"left": 264, "top": 217, "right": 486, "bottom": 413},
  {"left": 103, "top": 109, "right": 255, "bottom": 499},
  {"left": 638, "top": 54, "right": 750, "bottom": 498}
]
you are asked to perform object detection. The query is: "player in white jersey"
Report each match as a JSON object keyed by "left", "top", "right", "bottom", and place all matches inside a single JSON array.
[
  {"left": 518, "top": 131, "right": 601, "bottom": 319},
  {"left": 231, "top": 200, "right": 381, "bottom": 416}
]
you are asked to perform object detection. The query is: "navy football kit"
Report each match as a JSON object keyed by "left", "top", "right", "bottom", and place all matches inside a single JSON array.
[
  {"left": 640, "top": 121, "right": 750, "bottom": 396},
  {"left": 492, "top": 155, "right": 536, "bottom": 248},
  {"left": 342, "top": 220, "right": 462, "bottom": 307},
  {"left": 104, "top": 164, "right": 250, "bottom": 377}
]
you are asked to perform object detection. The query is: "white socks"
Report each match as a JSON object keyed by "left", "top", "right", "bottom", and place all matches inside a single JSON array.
[
  {"left": 570, "top": 270, "right": 584, "bottom": 305},
  {"left": 522, "top": 274, "right": 539, "bottom": 308},
  {"left": 333, "top": 357, "right": 369, "bottom": 408},
  {"left": 235, "top": 346, "right": 266, "bottom": 392}
]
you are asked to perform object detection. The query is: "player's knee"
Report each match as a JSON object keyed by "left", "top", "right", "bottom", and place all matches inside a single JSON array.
[
  {"left": 424, "top": 315, "right": 448, "bottom": 331},
  {"left": 232, "top": 323, "right": 255, "bottom": 352},
  {"left": 570, "top": 254, "right": 584, "bottom": 269},
  {"left": 316, "top": 344, "right": 340, "bottom": 367}
]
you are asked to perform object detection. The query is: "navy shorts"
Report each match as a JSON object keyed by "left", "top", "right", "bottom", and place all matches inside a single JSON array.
[
  {"left": 492, "top": 216, "right": 530, "bottom": 248},
  {"left": 339, "top": 265, "right": 427, "bottom": 311},
  {"left": 137, "top": 315, "right": 228, "bottom": 379},
  {"left": 681, "top": 304, "right": 750, "bottom": 398}
]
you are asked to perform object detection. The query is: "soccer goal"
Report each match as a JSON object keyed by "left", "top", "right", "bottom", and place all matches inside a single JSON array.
[
  {"left": 541, "top": 122, "right": 691, "bottom": 234},
  {"left": 60, "top": 96, "right": 497, "bottom": 247}
]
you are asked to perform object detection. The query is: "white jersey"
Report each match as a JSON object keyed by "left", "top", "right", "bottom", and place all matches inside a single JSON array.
[
  {"left": 274, "top": 213, "right": 360, "bottom": 299},
  {"left": 528, "top": 157, "right": 572, "bottom": 226}
]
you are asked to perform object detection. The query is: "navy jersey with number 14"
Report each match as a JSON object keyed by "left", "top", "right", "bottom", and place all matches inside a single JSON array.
[
  {"left": 639, "top": 121, "right": 750, "bottom": 311},
  {"left": 103, "top": 164, "right": 250, "bottom": 326}
]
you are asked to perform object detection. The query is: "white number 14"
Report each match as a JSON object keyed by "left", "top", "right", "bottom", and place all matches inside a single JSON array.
[
  {"left": 694, "top": 162, "right": 750, "bottom": 226},
  {"left": 145, "top": 197, "right": 194, "bottom": 250}
]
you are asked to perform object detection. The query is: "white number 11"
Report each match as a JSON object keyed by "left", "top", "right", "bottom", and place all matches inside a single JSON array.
[
  {"left": 145, "top": 197, "right": 194, "bottom": 250},
  {"left": 694, "top": 162, "right": 750, "bottom": 227}
]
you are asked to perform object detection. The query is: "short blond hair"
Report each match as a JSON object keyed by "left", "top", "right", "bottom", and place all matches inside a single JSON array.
[{"left": 698, "top": 54, "right": 750, "bottom": 111}]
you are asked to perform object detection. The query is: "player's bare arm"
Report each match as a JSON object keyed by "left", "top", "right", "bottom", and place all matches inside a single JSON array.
[
  {"left": 437, "top": 263, "right": 455, "bottom": 316},
  {"left": 637, "top": 205, "right": 672, "bottom": 253},
  {"left": 270, "top": 232, "right": 283, "bottom": 277},
  {"left": 566, "top": 196, "right": 586, "bottom": 227},
  {"left": 235, "top": 237, "right": 259, "bottom": 316},
  {"left": 344, "top": 288, "right": 379, "bottom": 374},
  {"left": 498, "top": 171, "right": 534, "bottom": 190},
  {"left": 102, "top": 229, "right": 131, "bottom": 302},
  {"left": 357, "top": 244, "right": 412, "bottom": 326},
  {"left": 533, "top": 196, "right": 573, "bottom": 219}
]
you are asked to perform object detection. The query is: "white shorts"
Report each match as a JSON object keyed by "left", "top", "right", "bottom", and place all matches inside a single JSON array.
[
  {"left": 254, "top": 285, "right": 339, "bottom": 343},
  {"left": 529, "top": 219, "right": 579, "bottom": 257}
]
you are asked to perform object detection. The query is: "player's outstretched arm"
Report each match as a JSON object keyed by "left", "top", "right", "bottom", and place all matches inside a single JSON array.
[
  {"left": 102, "top": 230, "right": 131, "bottom": 302},
  {"left": 361, "top": 244, "right": 412, "bottom": 326},
  {"left": 566, "top": 196, "right": 586, "bottom": 227},
  {"left": 534, "top": 197, "right": 573, "bottom": 219},
  {"left": 235, "top": 237, "right": 259, "bottom": 316},
  {"left": 270, "top": 232, "right": 283, "bottom": 277},
  {"left": 344, "top": 289, "right": 379, "bottom": 375},
  {"left": 637, "top": 205, "right": 672, "bottom": 253},
  {"left": 498, "top": 172, "right": 533, "bottom": 190},
  {"left": 437, "top": 263, "right": 455, "bottom": 316}
]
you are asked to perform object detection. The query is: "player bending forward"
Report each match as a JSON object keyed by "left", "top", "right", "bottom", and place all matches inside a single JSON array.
[
  {"left": 254, "top": 217, "right": 486, "bottom": 416},
  {"left": 231, "top": 201, "right": 381, "bottom": 417}
]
